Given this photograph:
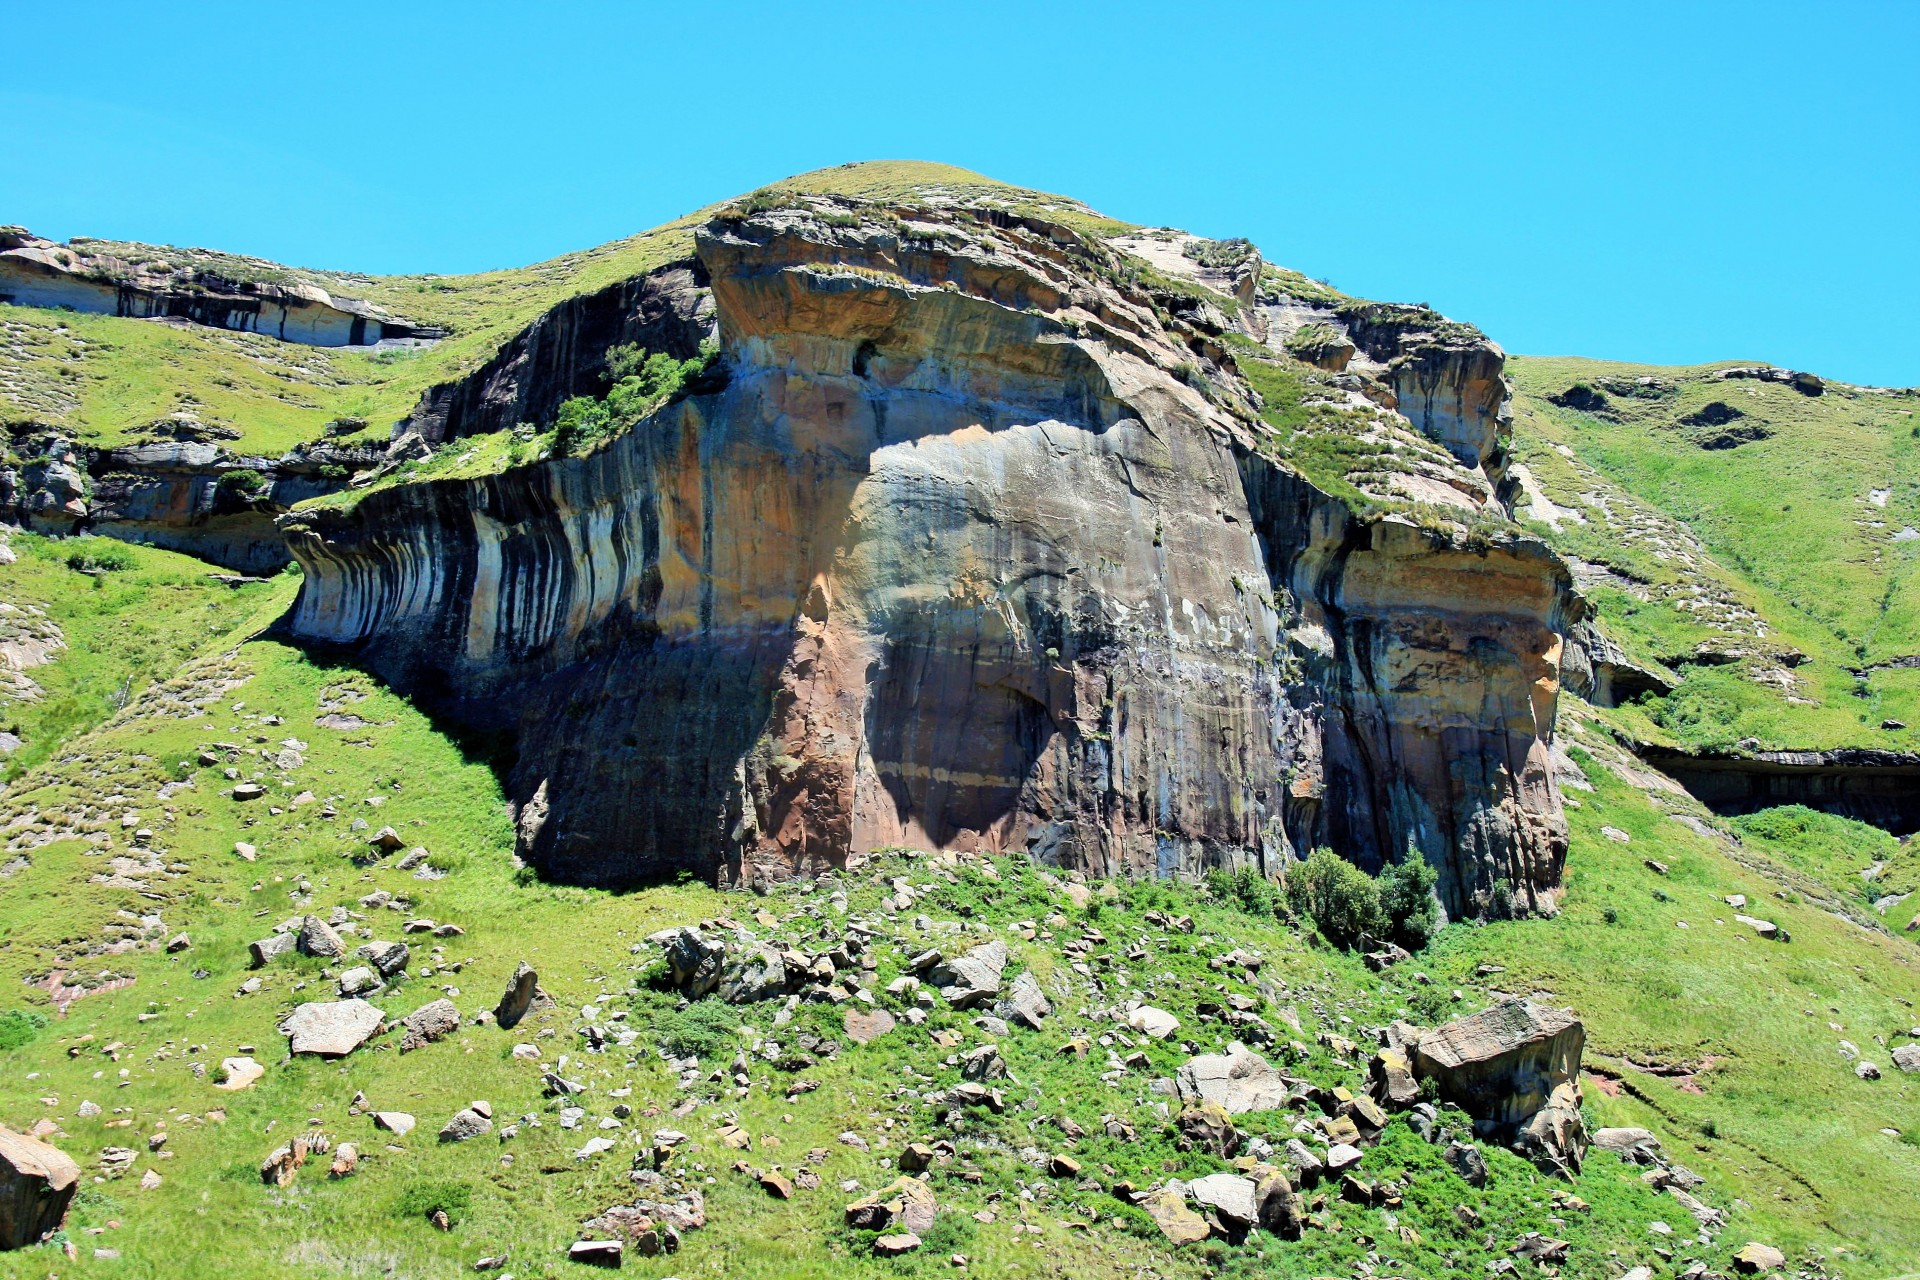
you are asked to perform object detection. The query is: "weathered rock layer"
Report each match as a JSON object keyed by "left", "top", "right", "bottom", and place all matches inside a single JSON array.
[{"left": 282, "top": 197, "right": 1575, "bottom": 916}]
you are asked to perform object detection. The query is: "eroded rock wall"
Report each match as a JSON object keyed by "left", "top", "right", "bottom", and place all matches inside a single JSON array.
[{"left": 282, "top": 198, "right": 1574, "bottom": 913}]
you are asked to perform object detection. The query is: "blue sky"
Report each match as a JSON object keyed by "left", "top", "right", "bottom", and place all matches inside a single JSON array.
[{"left": 5, "top": 1, "right": 1916, "bottom": 385}]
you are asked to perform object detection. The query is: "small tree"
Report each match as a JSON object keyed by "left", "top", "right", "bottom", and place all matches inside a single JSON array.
[
  {"left": 1378, "top": 840, "right": 1440, "bottom": 950},
  {"left": 1285, "top": 847, "right": 1385, "bottom": 946}
]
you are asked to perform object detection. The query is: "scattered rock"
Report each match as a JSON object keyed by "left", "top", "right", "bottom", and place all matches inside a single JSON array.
[
  {"left": 1140, "top": 1185, "right": 1209, "bottom": 1245},
  {"left": 399, "top": 998, "right": 460, "bottom": 1052},
  {"left": 215, "top": 1056, "right": 264, "bottom": 1091},
  {"left": 1176, "top": 1102, "right": 1239, "bottom": 1159},
  {"left": 296, "top": 915, "right": 346, "bottom": 958},
  {"left": 248, "top": 932, "right": 297, "bottom": 967},
  {"left": 495, "top": 962, "right": 541, "bottom": 1030},
  {"left": 874, "top": 1233, "right": 921, "bottom": 1256},
  {"left": 568, "top": 1239, "right": 623, "bottom": 1267},
  {"left": 1176, "top": 1044, "right": 1290, "bottom": 1113},
  {"left": 439, "top": 1108, "right": 493, "bottom": 1143},
  {"left": 843, "top": 1009, "right": 896, "bottom": 1045},
  {"left": 372, "top": 1112, "right": 416, "bottom": 1137},
  {"left": 1253, "top": 1167, "right": 1304, "bottom": 1239},
  {"left": 1732, "top": 1242, "right": 1787, "bottom": 1274},
  {"left": 1128, "top": 1005, "right": 1180, "bottom": 1040},
  {"left": 1188, "top": 1172, "right": 1258, "bottom": 1229},
  {"left": 929, "top": 940, "right": 1007, "bottom": 1008},
  {"left": 1406, "top": 999, "right": 1587, "bottom": 1176},
  {"left": 1445, "top": 1140, "right": 1488, "bottom": 1187},
  {"left": 844, "top": 1175, "right": 937, "bottom": 1235},
  {"left": 281, "top": 1000, "right": 385, "bottom": 1057}
]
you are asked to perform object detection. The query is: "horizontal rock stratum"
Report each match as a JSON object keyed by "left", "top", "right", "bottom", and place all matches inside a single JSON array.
[{"left": 282, "top": 191, "right": 1577, "bottom": 916}]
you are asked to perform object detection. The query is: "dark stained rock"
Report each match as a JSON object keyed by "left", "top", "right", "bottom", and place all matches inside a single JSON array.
[
  {"left": 494, "top": 962, "right": 540, "bottom": 1029},
  {"left": 0, "top": 1128, "right": 80, "bottom": 1248}
]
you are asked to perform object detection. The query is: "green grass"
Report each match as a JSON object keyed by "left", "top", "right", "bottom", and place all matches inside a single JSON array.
[
  {"left": 1511, "top": 354, "right": 1920, "bottom": 752},
  {"left": 0, "top": 534, "right": 288, "bottom": 783}
]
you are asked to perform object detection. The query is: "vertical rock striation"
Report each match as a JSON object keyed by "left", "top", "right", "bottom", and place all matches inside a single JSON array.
[{"left": 281, "top": 195, "right": 1574, "bottom": 917}]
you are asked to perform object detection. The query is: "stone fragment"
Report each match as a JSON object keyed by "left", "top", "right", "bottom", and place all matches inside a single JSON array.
[
  {"left": 372, "top": 1112, "right": 415, "bottom": 1137},
  {"left": 843, "top": 1175, "right": 937, "bottom": 1235},
  {"left": 1592, "top": 1126, "right": 1663, "bottom": 1163},
  {"left": 215, "top": 1056, "right": 264, "bottom": 1091},
  {"left": 1002, "top": 971, "right": 1051, "bottom": 1029},
  {"left": 1445, "top": 1140, "right": 1488, "bottom": 1187},
  {"left": 929, "top": 940, "right": 1007, "bottom": 1008},
  {"left": 718, "top": 943, "right": 787, "bottom": 1003},
  {"left": 568, "top": 1240, "right": 623, "bottom": 1267},
  {"left": 1128, "top": 1005, "right": 1180, "bottom": 1040},
  {"left": 399, "top": 998, "right": 460, "bottom": 1052},
  {"left": 0, "top": 1127, "right": 81, "bottom": 1248},
  {"left": 1732, "top": 1242, "right": 1787, "bottom": 1274},
  {"left": 1176, "top": 1102, "right": 1239, "bottom": 1159},
  {"left": 297, "top": 915, "right": 346, "bottom": 958},
  {"left": 1892, "top": 1044, "right": 1920, "bottom": 1073},
  {"left": 1188, "top": 1173, "right": 1257, "bottom": 1228},
  {"left": 248, "top": 932, "right": 296, "bottom": 967},
  {"left": 1254, "top": 1167, "right": 1304, "bottom": 1238},
  {"left": 874, "top": 1233, "right": 921, "bottom": 1256},
  {"left": 1140, "top": 1186, "right": 1209, "bottom": 1245},
  {"left": 282, "top": 1000, "right": 385, "bottom": 1057},
  {"left": 1324, "top": 1142, "right": 1363, "bottom": 1173},
  {"left": 1407, "top": 999, "right": 1587, "bottom": 1174},
  {"left": 439, "top": 1109, "right": 492, "bottom": 1143},
  {"left": 494, "top": 962, "right": 540, "bottom": 1029},
  {"left": 1176, "top": 1044, "right": 1290, "bottom": 1114},
  {"left": 843, "top": 1009, "right": 896, "bottom": 1045},
  {"left": 359, "top": 940, "right": 410, "bottom": 977}
]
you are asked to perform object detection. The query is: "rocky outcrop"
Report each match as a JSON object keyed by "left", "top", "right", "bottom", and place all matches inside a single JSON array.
[
  {"left": 281, "top": 195, "right": 1576, "bottom": 913},
  {"left": 1400, "top": 1000, "right": 1588, "bottom": 1176},
  {"left": 0, "top": 228, "right": 436, "bottom": 348},
  {"left": 3, "top": 428, "right": 377, "bottom": 574},
  {"left": 1641, "top": 744, "right": 1920, "bottom": 835},
  {"left": 1563, "top": 621, "right": 1678, "bottom": 708},
  {"left": 403, "top": 262, "right": 714, "bottom": 446}
]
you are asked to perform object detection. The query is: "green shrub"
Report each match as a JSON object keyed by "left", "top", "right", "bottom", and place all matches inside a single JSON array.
[
  {"left": 0, "top": 1008, "right": 47, "bottom": 1053},
  {"left": 1378, "top": 842, "right": 1440, "bottom": 949},
  {"left": 652, "top": 996, "right": 742, "bottom": 1060},
  {"left": 1285, "top": 846, "right": 1385, "bottom": 946},
  {"left": 1205, "top": 864, "right": 1279, "bottom": 919},
  {"left": 215, "top": 468, "right": 266, "bottom": 497},
  {"left": 65, "top": 541, "right": 135, "bottom": 573},
  {"left": 394, "top": 1179, "right": 472, "bottom": 1225}
]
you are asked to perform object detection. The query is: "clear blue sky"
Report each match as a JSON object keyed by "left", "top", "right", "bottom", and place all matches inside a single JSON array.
[{"left": 5, "top": 1, "right": 1916, "bottom": 385}]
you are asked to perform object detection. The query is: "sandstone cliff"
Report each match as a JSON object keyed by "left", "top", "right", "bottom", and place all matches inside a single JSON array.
[{"left": 281, "top": 194, "right": 1576, "bottom": 918}]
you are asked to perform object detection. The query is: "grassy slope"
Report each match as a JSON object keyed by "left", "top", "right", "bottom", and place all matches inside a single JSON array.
[
  {"left": 0, "top": 535, "right": 285, "bottom": 783},
  {"left": 0, "top": 621, "right": 1912, "bottom": 1279},
  {"left": 1510, "top": 355, "right": 1920, "bottom": 753},
  {"left": 0, "top": 162, "right": 1124, "bottom": 457}
]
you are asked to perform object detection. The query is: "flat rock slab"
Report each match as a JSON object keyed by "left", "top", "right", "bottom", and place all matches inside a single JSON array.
[
  {"left": 1141, "top": 1186, "right": 1209, "bottom": 1245},
  {"left": 1187, "top": 1172, "right": 1258, "bottom": 1227},
  {"left": 372, "top": 1112, "right": 415, "bottom": 1136},
  {"left": 215, "top": 1057, "right": 264, "bottom": 1091},
  {"left": 399, "top": 998, "right": 460, "bottom": 1052},
  {"left": 1129, "top": 1005, "right": 1181, "bottom": 1039},
  {"left": 843, "top": 1008, "right": 896, "bottom": 1045},
  {"left": 282, "top": 1000, "right": 385, "bottom": 1057},
  {"left": 1176, "top": 1045, "right": 1291, "bottom": 1113}
]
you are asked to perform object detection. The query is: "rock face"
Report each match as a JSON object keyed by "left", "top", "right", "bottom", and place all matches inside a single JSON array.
[
  {"left": 0, "top": 1127, "right": 80, "bottom": 1249},
  {"left": 0, "top": 228, "right": 433, "bottom": 347},
  {"left": 281, "top": 194, "right": 1576, "bottom": 913}
]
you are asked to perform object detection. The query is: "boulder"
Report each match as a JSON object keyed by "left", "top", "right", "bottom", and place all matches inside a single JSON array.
[
  {"left": 438, "top": 1108, "right": 492, "bottom": 1143},
  {"left": 296, "top": 915, "right": 346, "bottom": 958},
  {"left": 1253, "top": 1167, "right": 1304, "bottom": 1238},
  {"left": 248, "top": 932, "right": 297, "bottom": 967},
  {"left": 929, "top": 940, "right": 1007, "bottom": 1008},
  {"left": 1128, "top": 1005, "right": 1180, "bottom": 1040},
  {"left": 568, "top": 1240, "right": 623, "bottom": 1267},
  {"left": 1140, "top": 1186, "right": 1209, "bottom": 1245},
  {"left": 1324, "top": 1143, "right": 1363, "bottom": 1173},
  {"left": 1444, "top": 1140, "right": 1488, "bottom": 1187},
  {"left": 1406, "top": 999, "right": 1587, "bottom": 1174},
  {"left": 398, "top": 998, "right": 460, "bottom": 1052},
  {"left": 372, "top": 1112, "right": 416, "bottom": 1136},
  {"left": 843, "top": 1175, "right": 937, "bottom": 1235},
  {"left": 1591, "top": 1126, "right": 1663, "bottom": 1164},
  {"left": 843, "top": 1009, "right": 896, "bottom": 1045},
  {"left": 873, "top": 1233, "right": 921, "bottom": 1256},
  {"left": 1892, "top": 1044, "right": 1920, "bottom": 1073},
  {"left": 0, "top": 1127, "right": 80, "bottom": 1248},
  {"left": 1368, "top": 1047, "right": 1420, "bottom": 1108},
  {"left": 1176, "top": 1102, "right": 1239, "bottom": 1159},
  {"left": 1732, "top": 1242, "right": 1787, "bottom": 1274},
  {"left": 654, "top": 928, "right": 726, "bottom": 997},
  {"left": 1187, "top": 1173, "right": 1258, "bottom": 1229},
  {"left": 214, "top": 1057, "right": 265, "bottom": 1091},
  {"left": 358, "top": 940, "right": 410, "bottom": 977},
  {"left": 494, "top": 962, "right": 539, "bottom": 1029},
  {"left": 337, "top": 967, "right": 379, "bottom": 996},
  {"left": 1513, "top": 1080, "right": 1588, "bottom": 1178},
  {"left": 1003, "top": 970, "right": 1051, "bottom": 1029},
  {"left": 281, "top": 1000, "right": 384, "bottom": 1057},
  {"left": 1175, "top": 1043, "right": 1291, "bottom": 1114},
  {"left": 718, "top": 943, "right": 786, "bottom": 1003}
]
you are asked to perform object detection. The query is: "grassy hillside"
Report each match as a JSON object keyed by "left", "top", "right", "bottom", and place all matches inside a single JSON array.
[
  {"left": 1509, "top": 356, "right": 1920, "bottom": 753},
  {"left": 0, "top": 613, "right": 1912, "bottom": 1278}
]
